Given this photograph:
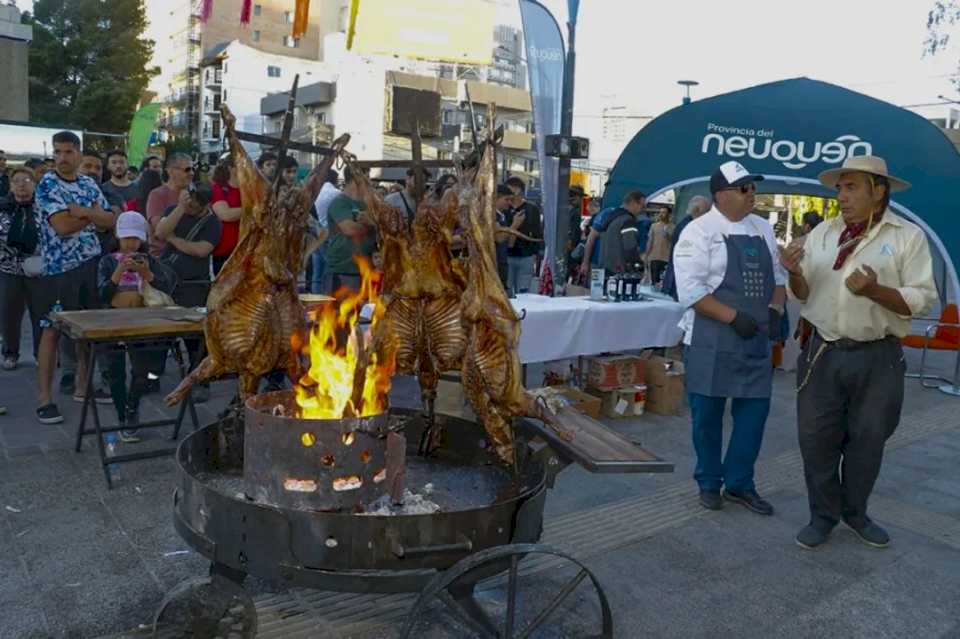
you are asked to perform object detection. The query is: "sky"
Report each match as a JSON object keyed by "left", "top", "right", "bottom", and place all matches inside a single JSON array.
[{"left": 14, "top": 0, "right": 960, "bottom": 122}]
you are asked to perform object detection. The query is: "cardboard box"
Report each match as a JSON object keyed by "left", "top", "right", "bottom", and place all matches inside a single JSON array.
[
  {"left": 585, "top": 354, "right": 646, "bottom": 392},
  {"left": 642, "top": 355, "right": 685, "bottom": 416},
  {"left": 530, "top": 386, "right": 602, "bottom": 420},
  {"left": 565, "top": 284, "right": 590, "bottom": 297},
  {"left": 599, "top": 385, "right": 647, "bottom": 419}
]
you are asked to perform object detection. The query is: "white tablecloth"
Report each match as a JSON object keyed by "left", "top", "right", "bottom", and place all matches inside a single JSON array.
[{"left": 511, "top": 294, "right": 685, "bottom": 364}]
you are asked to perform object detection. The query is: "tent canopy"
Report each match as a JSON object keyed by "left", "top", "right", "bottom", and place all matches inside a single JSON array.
[{"left": 604, "top": 77, "right": 960, "bottom": 302}]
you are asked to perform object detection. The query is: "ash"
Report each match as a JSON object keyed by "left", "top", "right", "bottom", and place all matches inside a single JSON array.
[
  {"left": 361, "top": 490, "right": 441, "bottom": 516},
  {"left": 196, "top": 455, "right": 516, "bottom": 514}
]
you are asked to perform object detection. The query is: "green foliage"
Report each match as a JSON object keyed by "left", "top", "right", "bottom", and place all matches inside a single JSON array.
[
  {"left": 25, "top": 0, "right": 158, "bottom": 134},
  {"left": 925, "top": 1, "right": 960, "bottom": 91}
]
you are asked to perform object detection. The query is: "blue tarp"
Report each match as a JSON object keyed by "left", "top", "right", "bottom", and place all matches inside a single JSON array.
[{"left": 604, "top": 77, "right": 960, "bottom": 302}]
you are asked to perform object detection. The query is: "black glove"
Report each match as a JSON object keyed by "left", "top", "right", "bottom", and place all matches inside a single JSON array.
[
  {"left": 730, "top": 312, "right": 759, "bottom": 339},
  {"left": 768, "top": 307, "right": 783, "bottom": 342}
]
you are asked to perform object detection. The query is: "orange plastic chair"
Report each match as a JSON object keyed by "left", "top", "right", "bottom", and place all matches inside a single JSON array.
[{"left": 902, "top": 304, "right": 960, "bottom": 392}]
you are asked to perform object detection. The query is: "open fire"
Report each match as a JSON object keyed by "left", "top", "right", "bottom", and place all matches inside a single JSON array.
[{"left": 294, "top": 257, "right": 395, "bottom": 420}]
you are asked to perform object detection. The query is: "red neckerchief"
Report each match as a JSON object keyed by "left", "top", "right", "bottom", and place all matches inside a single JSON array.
[{"left": 833, "top": 211, "right": 883, "bottom": 270}]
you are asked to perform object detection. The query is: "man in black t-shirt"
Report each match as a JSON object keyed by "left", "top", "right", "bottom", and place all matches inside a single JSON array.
[
  {"left": 100, "top": 151, "right": 140, "bottom": 212},
  {"left": 154, "top": 185, "right": 222, "bottom": 307},
  {"left": 505, "top": 176, "right": 543, "bottom": 295}
]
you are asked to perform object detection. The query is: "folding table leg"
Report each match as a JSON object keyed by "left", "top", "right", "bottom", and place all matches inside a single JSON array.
[
  {"left": 170, "top": 338, "right": 199, "bottom": 441},
  {"left": 84, "top": 343, "right": 113, "bottom": 489},
  {"left": 74, "top": 344, "right": 92, "bottom": 452}
]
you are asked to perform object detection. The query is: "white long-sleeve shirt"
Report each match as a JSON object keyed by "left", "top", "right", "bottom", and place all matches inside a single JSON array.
[{"left": 673, "top": 206, "right": 788, "bottom": 344}]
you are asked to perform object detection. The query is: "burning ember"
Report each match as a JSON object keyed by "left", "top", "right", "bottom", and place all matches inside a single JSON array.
[{"left": 295, "top": 258, "right": 395, "bottom": 419}]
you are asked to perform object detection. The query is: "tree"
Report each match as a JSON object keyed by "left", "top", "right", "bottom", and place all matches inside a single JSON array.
[
  {"left": 926, "top": 1, "right": 960, "bottom": 90},
  {"left": 24, "top": 0, "right": 158, "bottom": 135}
]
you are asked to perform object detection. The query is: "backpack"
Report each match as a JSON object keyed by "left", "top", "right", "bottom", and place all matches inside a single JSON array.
[{"left": 598, "top": 208, "right": 640, "bottom": 271}]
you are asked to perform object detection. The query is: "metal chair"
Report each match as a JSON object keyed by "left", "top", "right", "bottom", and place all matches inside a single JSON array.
[{"left": 902, "top": 304, "right": 960, "bottom": 396}]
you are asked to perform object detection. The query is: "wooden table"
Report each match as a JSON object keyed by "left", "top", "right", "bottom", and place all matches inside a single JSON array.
[{"left": 52, "top": 307, "right": 207, "bottom": 488}]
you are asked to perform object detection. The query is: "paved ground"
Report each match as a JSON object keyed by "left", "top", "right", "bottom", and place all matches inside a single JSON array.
[{"left": 0, "top": 328, "right": 959, "bottom": 639}]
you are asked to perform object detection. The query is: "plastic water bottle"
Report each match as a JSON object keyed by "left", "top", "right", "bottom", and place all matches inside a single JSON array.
[{"left": 105, "top": 432, "right": 119, "bottom": 474}]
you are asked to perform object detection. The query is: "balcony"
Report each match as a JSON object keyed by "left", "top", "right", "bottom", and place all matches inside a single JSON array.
[
  {"left": 204, "top": 69, "right": 223, "bottom": 89},
  {"left": 203, "top": 96, "right": 222, "bottom": 114}
]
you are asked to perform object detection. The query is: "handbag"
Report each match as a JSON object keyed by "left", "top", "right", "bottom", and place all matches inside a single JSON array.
[{"left": 139, "top": 279, "right": 176, "bottom": 307}]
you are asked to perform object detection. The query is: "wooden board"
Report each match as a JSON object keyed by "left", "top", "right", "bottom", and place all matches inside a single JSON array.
[
  {"left": 521, "top": 408, "right": 674, "bottom": 474},
  {"left": 299, "top": 294, "right": 336, "bottom": 306},
  {"left": 52, "top": 307, "right": 206, "bottom": 341}
]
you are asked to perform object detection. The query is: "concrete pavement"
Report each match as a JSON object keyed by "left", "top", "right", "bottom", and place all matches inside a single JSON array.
[{"left": 0, "top": 330, "right": 958, "bottom": 638}]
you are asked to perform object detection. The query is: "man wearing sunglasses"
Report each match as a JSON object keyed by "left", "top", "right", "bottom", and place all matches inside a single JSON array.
[
  {"left": 673, "top": 161, "right": 787, "bottom": 515},
  {"left": 146, "top": 154, "right": 195, "bottom": 257}
]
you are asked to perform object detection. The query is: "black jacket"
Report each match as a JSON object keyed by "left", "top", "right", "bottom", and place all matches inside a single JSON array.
[{"left": 97, "top": 252, "right": 177, "bottom": 306}]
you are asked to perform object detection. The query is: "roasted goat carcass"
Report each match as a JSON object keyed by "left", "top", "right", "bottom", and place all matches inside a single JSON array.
[
  {"left": 165, "top": 106, "right": 349, "bottom": 405},
  {"left": 348, "top": 163, "right": 468, "bottom": 451},
  {"left": 351, "top": 116, "right": 561, "bottom": 466}
]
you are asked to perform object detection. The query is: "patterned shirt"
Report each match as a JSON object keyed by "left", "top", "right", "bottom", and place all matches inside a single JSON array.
[{"left": 35, "top": 172, "right": 108, "bottom": 276}]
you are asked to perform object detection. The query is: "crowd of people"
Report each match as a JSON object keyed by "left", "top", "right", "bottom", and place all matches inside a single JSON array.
[{"left": 0, "top": 134, "right": 553, "bottom": 438}]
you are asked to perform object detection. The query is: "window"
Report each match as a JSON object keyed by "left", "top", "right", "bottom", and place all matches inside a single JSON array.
[
  {"left": 316, "top": 112, "right": 326, "bottom": 123},
  {"left": 283, "top": 11, "right": 293, "bottom": 24},
  {"left": 252, "top": 30, "right": 260, "bottom": 42},
  {"left": 222, "top": 62, "right": 228, "bottom": 73},
  {"left": 222, "top": 90, "right": 227, "bottom": 102},
  {"left": 253, "top": 4, "right": 262, "bottom": 16},
  {"left": 284, "top": 35, "right": 300, "bottom": 48},
  {"left": 267, "top": 66, "right": 281, "bottom": 78}
]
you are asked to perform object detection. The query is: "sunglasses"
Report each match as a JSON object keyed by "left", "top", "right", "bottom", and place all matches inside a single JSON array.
[
  {"left": 174, "top": 165, "right": 195, "bottom": 173},
  {"left": 725, "top": 183, "right": 756, "bottom": 194}
]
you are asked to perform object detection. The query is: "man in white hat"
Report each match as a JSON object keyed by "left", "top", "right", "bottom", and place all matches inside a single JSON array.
[
  {"left": 674, "top": 161, "right": 787, "bottom": 515},
  {"left": 780, "top": 155, "right": 937, "bottom": 550}
]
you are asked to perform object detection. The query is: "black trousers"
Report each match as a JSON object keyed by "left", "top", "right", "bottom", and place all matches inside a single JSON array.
[
  {"left": 0, "top": 272, "right": 43, "bottom": 360},
  {"left": 104, "top": 346, "right": 163, "bottom": 421},
  {"left": 796, "top": 334, "right": 905, "bottom": 529}
]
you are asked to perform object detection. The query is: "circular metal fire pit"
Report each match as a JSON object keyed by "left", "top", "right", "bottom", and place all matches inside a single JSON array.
[{"left": 171, "top": 406, "right": 547, "bottom": 592}]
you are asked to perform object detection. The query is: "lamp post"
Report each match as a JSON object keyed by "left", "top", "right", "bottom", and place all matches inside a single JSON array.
[
  {"left": 552, "top": 0, "right": 580, "bottom": 292},
  {"left": 678, "top": 80, "right": 699, "bottom": 105}
]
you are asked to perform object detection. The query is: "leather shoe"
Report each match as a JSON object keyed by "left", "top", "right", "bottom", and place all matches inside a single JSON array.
[
  {"left": 699, "top": 490, "right": 723, "bottom": 511},
  {"left": 722, "top": 488, "right": 774, "bottom": 516},
  {"left": 843, "top": 518, "right": 890, "bottom": 548},
  {"left": 795, "top": 523, "right": 834, "bottom": 550}
]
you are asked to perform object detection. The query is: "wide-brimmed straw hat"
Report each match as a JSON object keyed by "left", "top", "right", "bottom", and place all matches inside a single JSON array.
[{"left": 818, "top": 155, "right": 911, "bottom": 193}]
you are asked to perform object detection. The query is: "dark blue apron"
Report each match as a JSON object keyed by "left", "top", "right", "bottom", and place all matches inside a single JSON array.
[{"left": 685, "top": 234, "right": 775, "bottom": 398}]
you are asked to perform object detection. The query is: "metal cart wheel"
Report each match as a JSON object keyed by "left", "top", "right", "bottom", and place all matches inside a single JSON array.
[
  {"left": 152, "top": 575, "right": 257, "bottom": 639},
  {"left": 400, "top": 543, "right": 613, "bottom": 639}
]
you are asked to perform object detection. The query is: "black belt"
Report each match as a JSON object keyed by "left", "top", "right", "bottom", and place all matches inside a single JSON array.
[{"left": 816, "top": 331, "right": 897, "bottom": 351}]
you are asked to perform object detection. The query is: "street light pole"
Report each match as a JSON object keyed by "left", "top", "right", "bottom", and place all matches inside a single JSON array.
[{"left": 553, "top": 0, "right": 580, "bottom": 293}]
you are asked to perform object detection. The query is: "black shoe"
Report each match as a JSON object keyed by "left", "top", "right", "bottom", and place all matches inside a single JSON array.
[
  {"left": 119, "top": 429, "right": 141, "bottom": 443},
  {"left": 36, "top": 403, "right": 64, "bottom": 424},
  {"left": 722, "top": 488, "right": 774, "bottom": 516},
  {"left": 842, "top": 518, "right": 890, "bottom": 548},
  {"left": 699, "top": 490, "right": 723, "bottom": 511},
  {"left": 795, "top": 523, "right": 834, "bottom": 550},
  {"left": 59, "top": 373, "right": 75, "bottom": 395}
]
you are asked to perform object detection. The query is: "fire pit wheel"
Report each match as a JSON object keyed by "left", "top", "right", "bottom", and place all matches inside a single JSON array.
[
  {"left": 152, "top": 575, "right": 257, "bottom": 639},
  {"left": 399, "top": 543, "right": 613, "bottom": 639}
]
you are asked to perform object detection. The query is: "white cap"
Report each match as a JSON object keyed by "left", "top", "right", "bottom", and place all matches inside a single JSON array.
[{"left": 116, "top": 211, "right": 148, "bottom": 242}]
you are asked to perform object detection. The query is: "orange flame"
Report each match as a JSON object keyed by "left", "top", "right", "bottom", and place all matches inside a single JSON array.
[{"left": 295, "top": 257, "right": 394, "bottom": 419}]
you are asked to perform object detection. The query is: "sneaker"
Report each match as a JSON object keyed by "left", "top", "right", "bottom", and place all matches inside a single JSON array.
[
  {"left": 143, "top": 377, "right": 161, "bottom": 395},
  {"left": 73, "top": 388, "right": 113, "bottom": 405},
  {"left": 193, "top": 385, "right": 210, "bottom": 404},
  {"left": 2, "top": 356, "right": 17, "bottom": 371},
  {"left": 842, "top": 517, "right": 890, "bottom": 549},
  {"left": 59, "top": 373, "right": 75, "bottom": 395},
  {"left": 36, "top": 403, "right": 64, "bottom": 424},
  {"left": 698, "top": 489, "right": 723, "bottom": 511},
  {"left": 722, "top": 488, "right": 774, "bottom": 516},
  {"left": 795, "top": 523, "right": 834, "bottom": 550},
  {"left": 119, "top": 429, "right": 141, "bottom": 443}
]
